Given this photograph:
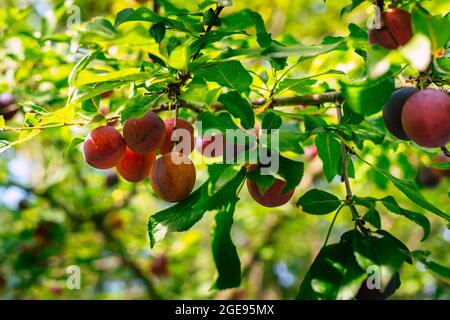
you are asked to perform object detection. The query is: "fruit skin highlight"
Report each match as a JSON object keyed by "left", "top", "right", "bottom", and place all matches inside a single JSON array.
[
  {"left": 83, "top": 126, "right": 126, "bottom": 169},
  {"left": 158, "top": 118, "right": 195, "bottom": 155},
  {"left": 368, "top": 8, "right": 413, "bottom": 49},
  {"left": 117, "top": 147, "right": 156, "bottom": 182},
  {"left": 150, "top": 152, "right": 196, "bottom": 203},
  {"left": 401, "top": 89, "right": 450, "bottom": 148},
  {"left": 123, "top": 111, "right": 166, "bottom": 154},
  {"left": 246, "top": 165, "right": 295, "bottom": 208},
  {"left": 383, "top": 88, "right": 419, "bottom": 140}
]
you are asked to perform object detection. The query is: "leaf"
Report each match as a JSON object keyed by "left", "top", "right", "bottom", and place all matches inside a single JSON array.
[
  {"left": 412, "top": 251, "right": 450, "bottom": 280},
  {"left": 68, "top": 48, "right": 102, "bottom": 87},
  {"left": 262, "top": 41, "right": 346, "bottom": 59},
  {"left": 218, "top": 91, "right": 255, "bottom": 130},
  {"left": 168, "top": 44, "right": 190, "bottom": 72},
  {"left": 340, "top": 0, "right": 365, "bottom": 16},
  {"left": 371, "top": 164, "right": 450, "bottom": 222},
  {"left": 296, "top": 230, "right": 366, "bottom": 300},
  {"left": 63, "top": 137, "right": 84, "bottom": 160},
  {"left": 430, "top": 161, "right": 450, "bottom": 170},
  {"left": 198, "top": 111, "right": 239, "bottom": 134},
  {"left": 115, "top": 7, "right": 162, "bottom": 27},
  {"left": 120, "top": 94, "right": 160, "bottom": 122},
  {"left": 278, "top": 155, "right": 304, "bottom": 193},
  {"left": 296, "top": 189, "right": 341, "bottom": 215},
  {"left": 195, "top": 61, "right": 253, "bottom": 92},
  {"left": 150, "top": 21, "right": 166, "bottom": 43},
  {"left": 276, "top": 70, "right": 344, "bottom": 94},
  {"left": 379, "top": 196, "right": 430, "bottom": 241},
  {"left": 340, "top": 75, "right": 395, "bottom": 116},
  {"left": 211, "top": 199, "right": 241, "bottom": 290},
  {"left": 363, "top": 207, "right": 381, "bottom": 229},
  {"left": 262, "top": 112, "right": 282, "bottom": 131},
  {"left": 412, "top": 8, "right": 450, "bottom": 51},
  {"left": 148, "top": 184, "right": 206, "bottom": 248},
  {"left": 249, "top": 11, "right": 271, "bottom": 48},
  {"left": 315, "top": 132, "right": 341, "bottom": 182},
  {"left": 203, "top": 8, "right": 221, "bottom": 27}
]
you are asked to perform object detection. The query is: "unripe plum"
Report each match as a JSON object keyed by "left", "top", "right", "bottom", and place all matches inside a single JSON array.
[
  {"left": 150, "top": 152, "right": 196, "bottom": 202},
  {"left": 83, "top": 126, "right": 126, "bottom": 169},
  {"left": 116, "top": 147, "right": 156, "bottom": 182},
  {"left": 401, "top": 89, "right": 450, "bottom": 148},
  {"left": 123, "top": 111, "right": 166, "bottom": 154},
  {"left": 369, "top": 8, "right": 413, "bottom": 49},
  {"left": 158, "top": 118, "right": 195, "bottom": 155},
  {"left": 383, "top": 88, "right": 419, "bottom": 140},
  {"left": 246, "top": 165, "right": 295, "bottom": 207}
]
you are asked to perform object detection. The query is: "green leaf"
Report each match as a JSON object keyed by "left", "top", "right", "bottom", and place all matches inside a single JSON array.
[
  {"left": 412, "top": 251, "right": 450, "bottom": 280},
  {"left": 198, "top": 111, "right": 239, "bottom": 134},
  {"left": 203, "top": 8, "right": 221, "bottom": 27},
  {"left": 120, "top": 94, "right": 160, "bottom": 122},
  {"left": 249, "top": 11, "right": 271, "bottom": 47},
  {"left": 262, "top": 41, "right": 346, "bottom": 59},
  {"left": 262, "top": 112, "right": 282, "bottom": 131},
  {"left": 278, "top": 155, "right": 304, "bottom": 193},
  {"left": 340, "top": 75, "right": 395, "bottom": 116},
  {"left": 315, "top": 132, "right": 341, "bottom": 182},
  {"left": 296, "top": 230, "right": 366, "bottom": 300},
  {"left": 150, "top": 21, "right": 166, "bottom": 43},
  {"left": 218, "top": 91, "right": 255, "bottom": 130},
  {"left": 363, "top": 207, "right": 381, "bottom": 229},
  {"left": 276, "top": 70, "right": 344, "bottom": 95},
  {"left": 68, "top": 48, "right": 102, "bottom": 87},
  {"left": 148, "top": 184, "right": 206, "bottom": 248},
  {"left": 430, "top": 161, "right": 450, "bottom": 170},
  {"left": 412, "top": 8, "right": 450, "bottom": 51},
  {"left": 168, "top": 45, "right": 190, "bottom": 72},
  {"left": 369, "top": 163, "right": 450, "bottom": 222},
  {"left": 296, "top": 189, "right": 341, "bottom": 215},
  {"left": 63, "top": 137, "right": 84, "bottom": 160},
  {"left": 195, "top": 61, "right": 253, "bottom": 92},
  {"left": 340, "top": 0, "right": 365, "bottom": 16},
  {"left": 211, "top": 199, "right": 241, "bottom": 290}
]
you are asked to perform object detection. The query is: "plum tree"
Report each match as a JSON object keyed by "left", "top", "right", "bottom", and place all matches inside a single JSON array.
[
  {"left": 416, "top": 166, "right": 441, "bottom": 188},
  {"left": 369, "top": 8, "right": 413, "bottom": 49},
  {"left": 158, "top": 118, "right": 195, "bottom": 155},
  {"left": 150, "top": 152, "right": 196, "bottom": 202},
  {"left": 0, "top": 93, "right": 18, "bottom": 120},
  {"left": 116, "top": 147, "right": 156, "bottom": 182},
  {"left": 83, "top": 126, "right": 126, "bottom": 169},
  {"left": 123, "top": 111, "right": 166, "bottom": 154},
  {"left": 246, "top": 165, "right": 295, "bottom": 207},
  {"left": 401, "top": 89, "right": 450, "bottom": 148},
  {"left": 383, "top": 88, "right": 419, "bottom": 140}
]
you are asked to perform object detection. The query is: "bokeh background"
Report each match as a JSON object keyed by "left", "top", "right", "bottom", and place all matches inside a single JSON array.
[{"left": 0, "top": 0, "right": 449, "bottom": 299}]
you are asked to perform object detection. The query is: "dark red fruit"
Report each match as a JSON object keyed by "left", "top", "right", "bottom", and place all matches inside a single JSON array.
[
  {"left": 246, "top": 165, "right": 295, "bottom": 207},
  {"left": 416, "top": 167, "right": 441, "bottom": 188},
  {"left": 158, "top": 118, "right": 195, "bottom": 155},
  {"left": 100, "top": 90, "right": 113, "bottom": 99},
  {"left": 195, "top": 135, "right": 225, "bottom": 158},
  {"left": 150, "top": 152, "right": 196, "bottom": 203},
  {"left": 369, "top": 8, "right": 413, "bottom": 49},
  {"left": 383, "top": 88, "right": 419, "bottom": 140},
  {"left": 116, "top": 147, "right": 156, "bottom": 182},
  {"left": 83, "top": 126, "right": 126, "bottom": 169},
  {"left": 401, "top": 89, "right": 450, "bottom": 148},
  {"left": 0, "top": 93, "right": 18, "bottom": 120},
  {"left": 123, "top": 111, "right": 166, "bottom": 154},
  {"left": 151, "top": 254, "right": 170, "bottom": 277}
]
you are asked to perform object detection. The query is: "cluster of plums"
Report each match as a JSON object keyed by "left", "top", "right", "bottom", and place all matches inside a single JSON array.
[
  {"left": 0, "top": 93, "right": 18, "bottom": 120},
  {"left": 383, "top": 88, "right": 450, "bottom": 148},
  {"left": 369, "top": 8, "right": 413, "bottom": 50},
  {"left": 82, "top": 110, "right": 298, "bottom": 206},
  {"left": 83, "top": 111, "right": 196, "bottom": 203}
]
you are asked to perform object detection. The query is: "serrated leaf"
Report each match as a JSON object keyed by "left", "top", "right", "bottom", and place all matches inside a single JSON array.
[
  {"left": 211, "top": 199, "right": 241, "bottom": 290},
  {"left": 195, "top": 61, "right": 253, "bottom": 92},
  {"left": 296, "top": 230, "right": 366, "bottom": 300},
  {"left": 120, "top": 94, "right": 160, "bottom": 122},
  {"left": 296, "top": 189, "right": 341, "bottom": 215},
  {"left": 148, "top": 184, "right": 206, "bottom": 248},
  {"left": 315, "top": 132, "right": 341, "bottom": 182},
  {"left": 218, "top": 91, "right": 255, "bottom": 129}
]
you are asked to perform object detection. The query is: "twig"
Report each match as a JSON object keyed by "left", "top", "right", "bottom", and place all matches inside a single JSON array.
[
  {"left": 153, "top": 0, "right": 159, "bottom": 13},
  {"left": 441, "top": 146, "right": 450, "bottom": 158},
  {"left": 191, "top": 5, "right": 224, "bottom": 61}
]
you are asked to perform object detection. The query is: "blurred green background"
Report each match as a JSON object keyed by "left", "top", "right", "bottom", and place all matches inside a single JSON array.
[{"left": 0, "top": 0, "right": 449, "bottom": 299}]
